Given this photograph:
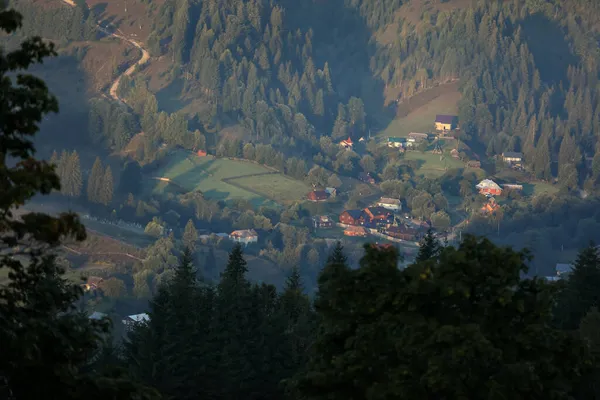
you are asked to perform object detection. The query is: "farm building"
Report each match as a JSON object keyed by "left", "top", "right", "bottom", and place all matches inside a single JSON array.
[
  {"left": 339, "top": 209, "right": 365, "bottom": 226},
  {"left": 340, "top": 137, "right": 354, "bottom": 149},
  {"left": 313, "top": 215, "right": 333, "bottom": 229},
  {"left": 409, "top": 132, "right": 430, "bottom": 142},
  {"left": 196, "top": 149, "right": 207, "bottom": 157},
  {"left": 450, "top": 148, "right": 460, "bottom": 159},
  {"left": 435, "top": 114, "right": 458, "bottom": 131},
  {"left": 502, "top": 152, "right": 523, "bottom": 163},
  {"left": 229, "top": 229, "right": 258, "bottom": 245},
  {"left": 476, "top": 179, "right": 502, "bottom": 196},
  {"left": 467, "top": 160, "right": 481, "bottom": 168},
  {"left": 358, "top": 172, "right": 376, "bottom": 184},
  {"left": 384, "top": 225, "right": 419, "bottom": 241},
  {"left": 344, "top": 226, "right": 369, "bottom": 237},
  {"left": 388, "top": 137, "right": 407, "bottom": 148},
  {"left": 307, "top": 190, "right": 329, "bottom": 202},
  {"left": 376, "top": 197, "right": 402, "bottom": 211},
  {"left": 363, "top": 207, "right": 394, "bottom": 227},
  {"left": 122, "top": 313, "right": 150, "bottom": 331},
  {"left": 502, "top": 183, "right": 523, "bottom": 191}
]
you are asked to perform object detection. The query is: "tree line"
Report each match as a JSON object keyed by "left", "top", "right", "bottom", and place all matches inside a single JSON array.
[{"left": 50, "top": 151, "right": 114, "bottom": 205}]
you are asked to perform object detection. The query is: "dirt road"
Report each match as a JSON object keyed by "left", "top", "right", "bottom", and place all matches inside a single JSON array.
[{"left": 59, "top": 0, "right": 149, "bottom": 103}]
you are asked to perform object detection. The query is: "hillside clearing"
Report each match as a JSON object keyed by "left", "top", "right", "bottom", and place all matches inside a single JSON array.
[
  {"left": 145, "top": 151, "right": 293, "bottom": 205},
  {"left": 379, "top": 86, "right": 461, "bottom": 139}
]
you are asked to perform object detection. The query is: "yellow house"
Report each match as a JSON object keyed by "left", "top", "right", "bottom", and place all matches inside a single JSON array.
[{"left": 435, "top": 114, "right": 458, "bottom": 131}]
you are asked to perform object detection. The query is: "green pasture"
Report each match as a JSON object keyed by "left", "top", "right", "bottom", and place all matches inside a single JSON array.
[
  {"left": 145, "top": 151, "right": 302, "bottom": 205},
  {"left": 227, "top": 173, "right": 312, "bottom": 205},
  {"left": 403, "top": 150, "right": 464, "bottom": 178}
]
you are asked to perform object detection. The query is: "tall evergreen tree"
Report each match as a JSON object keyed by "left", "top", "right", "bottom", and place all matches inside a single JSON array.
[
  {"left": 87, "top": 157, "right": 103, "bottom": 203},
  {"left": 415, "top": 228, "right": 442, "bottom": 262},
  {"left": 214, "top": 243, "right": 257, "bottom": 399},
  {"left": 100, "top": 165, "right": 114, "bottom": 206},
  {"left": 57, "top": 149, "right": 69, "bottom": 193},
  {"left": 182, "top": 219, "right": 198, "bottom": 252},
  {"left": 66, "top": 150, "right": 83, "bottom": 197},
  {"left": 555, "top": 242, "right": 600, "bottom": 330},
  {"left": 326, "top": 241, "right": 347, "bottom": 265}
]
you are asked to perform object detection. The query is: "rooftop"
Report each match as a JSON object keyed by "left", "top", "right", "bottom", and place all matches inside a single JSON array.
[
  {"left": 435, "top": 114, "right": 458, "bottom": 124},
  {"left": 127, "top": 313, "right": 150, "bottom": 323},
  {"left": 378, "top": 197, "right": 401, "bottom": 205},
  {"left": 230, "top": 229, "right": 258, "bottom": 238},
  {"left": 503, "top": 151, "right": 523, "bottom": 158},
  {"left": 343, "top": 209, "right": 365, "bottom": 219},
  {"left": 476, "top": 179, "right": 502, "bottom": 190}
]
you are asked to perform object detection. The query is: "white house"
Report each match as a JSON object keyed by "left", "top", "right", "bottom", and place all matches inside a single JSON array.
[
  {"left": 229, "top": 229, "right": 258, "bottom": 245},
  {"left": 376, "top": 197, "right": 402, "bottom": 212},
  {"left": 122, "top": 313, "right": 150, "bottom": 331}
]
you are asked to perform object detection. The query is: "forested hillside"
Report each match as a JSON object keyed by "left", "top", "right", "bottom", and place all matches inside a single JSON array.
[
  {"left": 120, "top": 0, "right": 600, "bottom": 190},
  {"left": 10, "top": 0, "right": 600, "bottom": 187}
]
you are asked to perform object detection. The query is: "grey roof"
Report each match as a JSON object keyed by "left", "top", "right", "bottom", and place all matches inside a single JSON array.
[
  {"left": 435, "top": 114, "right": 458, "bottom": 124},
  {"left": 503, "top": 152, "right": 523, "bottom": 158}
]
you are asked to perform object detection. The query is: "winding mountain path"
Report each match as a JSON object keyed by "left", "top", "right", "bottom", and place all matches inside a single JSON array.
[{"left": 59, "top": 0, "right": 149, "bottom": 104}]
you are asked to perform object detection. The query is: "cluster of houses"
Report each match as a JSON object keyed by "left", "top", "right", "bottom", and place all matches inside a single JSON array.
[{"left": 311, "top": 196, "right": 426, "bottom": 242}]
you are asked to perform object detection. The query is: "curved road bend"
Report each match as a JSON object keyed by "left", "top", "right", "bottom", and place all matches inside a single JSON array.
[{"left": 59, "top": 0, "right": 150, "bottom": 103}]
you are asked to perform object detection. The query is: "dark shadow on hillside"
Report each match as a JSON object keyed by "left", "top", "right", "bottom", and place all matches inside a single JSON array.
[
  {"left": 33, "top": 53, "right": 92, "bottom": 151},
  {"left": 279, "top": 0, "right": 394, "bottom": 129},
  {"left": 90, "top": 3, "right": 108, "bottom": 20},
  {"left": 156, "top": 79, "right": 188, "bottom": 113},
  {"left": 464, "top": 196, "right": 600, "bottom": 277},
  {"left": 520, "top": 14, "right": 579, "bottom": 86}
]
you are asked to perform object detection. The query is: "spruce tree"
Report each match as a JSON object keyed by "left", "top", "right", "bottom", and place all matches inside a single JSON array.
[
  {"left": 555, "top": 242, "right": 600, "bottom": 330},
  {"left": 327, "top": 241, "right": 348, "bottom": 265},
  {"left": 87, "top": 157, "right": 103, "bottom": 203},
  {"left": 215, "top": 244, "right": 254, "bottom": 398},
  {"left": 67, "top": 150, "right": 83, "bottom": 197},
  {"left": 415, "top": 228, "right": 442, "bottom": 262},
  {"left": 57, "top": 149, "right": 69, "bottom": 194},
  {"left": 100, "top": 165, "right": 114, "bottom": 206},
  {"left": 182, "top": 219, "right": 198, "bottom": 252}
]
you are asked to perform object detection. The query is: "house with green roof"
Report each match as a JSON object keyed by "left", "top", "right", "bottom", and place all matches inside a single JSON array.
[{"left": 387, "top": 137, "right": 407, "bottom": 148}]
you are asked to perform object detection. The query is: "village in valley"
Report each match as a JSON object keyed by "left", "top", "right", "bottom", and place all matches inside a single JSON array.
[{"left": 291, "top": 112, "right": 547, "bottom": 261}]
